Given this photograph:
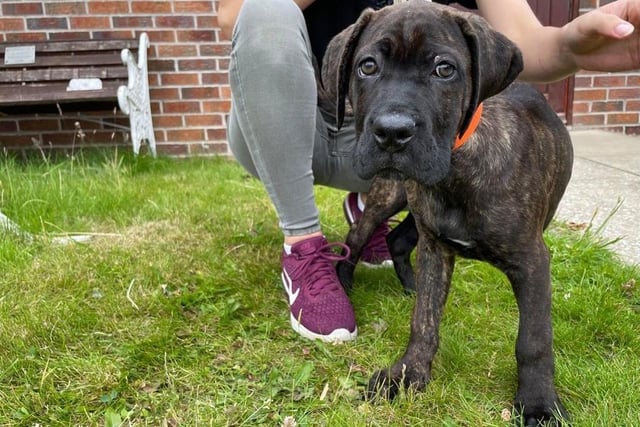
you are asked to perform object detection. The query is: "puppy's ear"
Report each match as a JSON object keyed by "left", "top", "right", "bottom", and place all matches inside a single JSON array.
[
  {"left": 455, "top": 12, "right": 523, "bottom": 134},
  {"left": 321, "top": 9, "right": 374, "bottom": 129}
]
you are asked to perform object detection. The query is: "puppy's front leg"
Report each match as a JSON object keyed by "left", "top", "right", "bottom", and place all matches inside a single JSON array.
[
  {"left": 367, "top": 237, "right": 455, "bottom": 400},
  {"left": 337, "top": 177, "right": 406, "bottom": 290}
]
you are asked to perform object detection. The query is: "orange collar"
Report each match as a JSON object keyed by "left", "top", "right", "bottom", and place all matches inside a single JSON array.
[{"left": 453, "top": 103, "right": 483, "bottom": 151}]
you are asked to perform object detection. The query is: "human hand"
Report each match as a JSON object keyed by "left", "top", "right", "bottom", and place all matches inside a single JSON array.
[{"left": 562, "top": 0, "right": 640, "bottom": 73}]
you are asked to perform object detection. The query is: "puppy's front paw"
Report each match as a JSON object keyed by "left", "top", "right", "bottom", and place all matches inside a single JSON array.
[
  {"left": 336, "top": 260, "right": 355, "bottom": 291},
  {"left": 515, "top": 397, "right": 569, "bottom": 426},
  {"left": 366, "top": 362, "right": 430, "bottom": 401}
]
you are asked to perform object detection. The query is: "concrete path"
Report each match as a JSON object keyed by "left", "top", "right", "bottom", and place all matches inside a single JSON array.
[{"left": 557, "top": 130, "right": 640, "bottom": 266}]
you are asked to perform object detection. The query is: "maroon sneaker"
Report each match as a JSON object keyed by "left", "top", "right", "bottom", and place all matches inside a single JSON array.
[
  {"left": 343, "top": 192, "right": 393, "bottom": 267},
  {"left": 281, "top": 236, "right": 357, "bottom": 342}
]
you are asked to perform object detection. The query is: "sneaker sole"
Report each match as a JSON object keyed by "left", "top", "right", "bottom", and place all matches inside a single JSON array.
[
  {"left": 343, "top": 194, "right": 359, "bottom": 226},
  {"left": 290, "top": 313, "right": 358, "bottom": 343},
  {"left": 281, "top": 271, "right": 358, "bottom": 343},
  {"left": 360, "top": 259, "right": 394, "bottom": 268}
]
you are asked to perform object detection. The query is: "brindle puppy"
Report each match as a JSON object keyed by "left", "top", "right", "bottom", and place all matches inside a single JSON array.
[{"left": 321, "top": 1, "right": 574, "bottom": 425}]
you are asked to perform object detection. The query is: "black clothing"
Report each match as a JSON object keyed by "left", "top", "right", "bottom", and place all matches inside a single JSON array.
[
  {"left": 304, "top": 0, "right": 478, "bottom": 67},
  {"left": 441, "top": 0, "right": 477, "bottom": 9}
]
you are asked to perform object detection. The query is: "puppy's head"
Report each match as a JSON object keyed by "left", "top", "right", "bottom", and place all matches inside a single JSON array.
[{"left": 322, "top": 1, "right": 523, "bottom": 185}]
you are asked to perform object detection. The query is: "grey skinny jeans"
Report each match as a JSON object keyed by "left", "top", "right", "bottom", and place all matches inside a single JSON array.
[{"left": 227, "top": 0, "right": 371, "bottom": 237}]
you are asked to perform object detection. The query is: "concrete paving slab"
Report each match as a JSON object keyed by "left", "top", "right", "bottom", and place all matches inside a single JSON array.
[
  {"left": 556, "top": 130, "right": 640, "bottom": 266},
  {"left": 567, "top": 130, "right": 640, "bottom": 172}
]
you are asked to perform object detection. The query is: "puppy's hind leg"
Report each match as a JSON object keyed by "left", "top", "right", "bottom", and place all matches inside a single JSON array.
[{"left": 386, "top": 213, "right": 418, "bottom": 293}]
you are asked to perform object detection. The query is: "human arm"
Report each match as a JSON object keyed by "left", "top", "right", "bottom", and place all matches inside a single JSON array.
[
  {"left": 477, "top": 0, "right": 640, "bottom": 83},
  {"left": 217, "top": 0, "right": 317, "bottom": 40}
]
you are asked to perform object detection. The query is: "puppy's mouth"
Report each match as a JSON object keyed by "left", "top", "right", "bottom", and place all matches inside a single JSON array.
[
  {"left": 354, "top": 140, "right": 419, "bottom": 183},
  {"left": 376, "top": 167, "right": 407, "bottom": 181},
  {"left": 353, "top": 141, "right": 403, "bottom": 179},
  {"left": 354, "top": 132, "right": 451, "bottom": 186}
]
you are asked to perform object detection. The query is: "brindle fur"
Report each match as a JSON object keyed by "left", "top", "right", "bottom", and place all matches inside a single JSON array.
[{"left": 321, "top": 2, "right": 574, "bottom": 425}]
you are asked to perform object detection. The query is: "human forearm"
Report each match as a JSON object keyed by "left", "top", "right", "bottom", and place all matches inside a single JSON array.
[
  {"left": 477, "top": 0, "right": 640, "bottom": 83},
  {"left": 217, "top": 0, "right": 244, "bottom": 39},
  {"left": 511, "top": 25, "right": 579, "bottom": 83},
  {"left": 476, "top": 0, "right": 575, "bottom": 82},
  {"left": 217, "top": 0, "right": 316, "bottom": 40}
]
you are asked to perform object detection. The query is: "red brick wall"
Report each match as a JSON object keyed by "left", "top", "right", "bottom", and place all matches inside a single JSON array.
[
  {"left": 572, "top": 0, "right": 640, "bottom": 134},
  {"left": 0, "top": 0, "right": 231, "bottom": 156},
  {"left": 1, "top": 1, "right": 638, "bottom": 156}
]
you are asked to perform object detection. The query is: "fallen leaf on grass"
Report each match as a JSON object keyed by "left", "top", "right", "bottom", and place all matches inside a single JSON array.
[
  {"left": 622, "top": 278, "right": 636, "bottom": 297},
  {"left": 566, "top": 221, "right": 588, "bottom": 231}
]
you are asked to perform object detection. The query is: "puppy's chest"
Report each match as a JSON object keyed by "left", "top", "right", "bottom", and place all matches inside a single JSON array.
[{"left": 404, "top": 180, "right": 482, "bottom": 256}]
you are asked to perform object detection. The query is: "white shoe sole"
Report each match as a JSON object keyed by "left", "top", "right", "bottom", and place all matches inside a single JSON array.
[{"left": 290, "top": 313, "right": 358, "bottom": 343}]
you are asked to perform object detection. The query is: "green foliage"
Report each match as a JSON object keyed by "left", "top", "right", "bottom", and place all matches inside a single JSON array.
[{"left": 0, "top": 152, "right": 638, "bottom": 425}]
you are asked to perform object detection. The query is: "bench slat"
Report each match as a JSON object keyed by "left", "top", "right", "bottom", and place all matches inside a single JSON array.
[
  {"left": 32, "top": 52, "right": 124, "bottom": 68},
  {"left": 0, "top": 39, "right": 139, "bottom": 54},
  {"left": 0, "top": 66, "right": 128, "bottom": 83},
  {"left": 1, "top": 52, "right": 126, "bottom": 70},
  {"left": 0, "top": 81, "right": 121, "bottom": 106}
]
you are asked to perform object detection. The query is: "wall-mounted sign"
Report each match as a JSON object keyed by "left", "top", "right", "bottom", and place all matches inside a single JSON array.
[{"left": 4, "top": 45, "right": 36, "bottom": 65}]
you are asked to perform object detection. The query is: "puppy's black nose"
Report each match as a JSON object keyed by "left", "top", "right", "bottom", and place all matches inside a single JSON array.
[{"left": 372, "top": 114, "right": 416, "bottom": 153}]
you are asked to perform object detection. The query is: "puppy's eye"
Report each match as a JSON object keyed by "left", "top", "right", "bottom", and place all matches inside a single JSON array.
[
  {"left": 358, "top": 58, "right": 379, "bottom": 77},
  {"left": 433, "top": 62, "right": 456, "bottom": 79}
]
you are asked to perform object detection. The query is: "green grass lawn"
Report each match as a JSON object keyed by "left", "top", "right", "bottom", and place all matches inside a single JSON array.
[{"left": 0, "top": 152, "right": 638, "bottom": 426}]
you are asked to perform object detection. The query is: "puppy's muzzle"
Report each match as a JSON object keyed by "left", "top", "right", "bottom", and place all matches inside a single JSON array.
[{"left": 372, "top": 113, "right": 416, "bottom": 153}]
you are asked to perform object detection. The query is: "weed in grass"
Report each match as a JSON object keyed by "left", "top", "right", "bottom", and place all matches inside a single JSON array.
[{"left": 0, "top": 154, "right": 638, "bottom": 425}]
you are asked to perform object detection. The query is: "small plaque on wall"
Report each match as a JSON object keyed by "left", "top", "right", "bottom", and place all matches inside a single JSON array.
[{"left": 4, "top": 45, "right": 36, "bottom": 65}]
